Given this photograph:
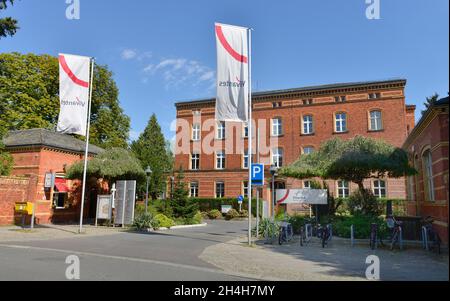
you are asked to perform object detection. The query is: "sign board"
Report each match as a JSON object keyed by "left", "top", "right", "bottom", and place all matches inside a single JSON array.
[
  {"left": 237, "top": 195, "right": 244, "bottom": 204},
  {"left": 114, "top": 180, "right": 137, "bottom": 226},
  {"left": 251, "top": 164, "right": 264, "bottom": 186},
  {"left": 262, "top": 201, "right": 269, "bottom": 218},
  {"left": 44, "top": 172, "right": 55, "bottom": 189},
  {"left": 96, "top": 195, "right": 112, "bottom": 220},
  {"left": 221, "top": 205, "right": 232, "bottom": 214},
  {"left": 276, "top": 189, "right": 328, "bottom": 205}
]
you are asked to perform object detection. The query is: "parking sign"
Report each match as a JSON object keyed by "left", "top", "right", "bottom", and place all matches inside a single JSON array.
[{"left": 251, "top": 164, "right": 264, "bottom": 186}]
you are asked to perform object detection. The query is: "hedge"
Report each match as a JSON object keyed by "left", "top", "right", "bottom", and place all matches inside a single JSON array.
[{"left": 189, "top": 198, "right": 261, "bottom": 216}]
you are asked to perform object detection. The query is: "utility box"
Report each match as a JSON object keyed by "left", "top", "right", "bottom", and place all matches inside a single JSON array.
[{"left": 15, "top": 202, "right": 34, "bottom": 215}]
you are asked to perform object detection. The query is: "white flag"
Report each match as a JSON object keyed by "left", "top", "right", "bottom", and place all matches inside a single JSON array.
[
  {"left": 215, "top": 23, "right": 249, "bottom": 122},
  {"left": 57, "top": 53, "right": 91, "bottom": 136}
]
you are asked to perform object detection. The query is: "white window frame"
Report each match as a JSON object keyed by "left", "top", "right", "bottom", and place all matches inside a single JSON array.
[
  {"left": 304, "top": 181, "right": 312, "bottom": 189},
  {"left": 303, "top": 146, "right": 315, "bottom": 155},
  {"left": 303, "top": 115, "right": 314, "bottom": 135},
  {"left": 217, "top": 121, "right": 226, "bottom": 140},
  {"left": 243, "top": 181, "right": 249, "bottom": 198},
  {"left": 243, "top": 122, "right": 249, "bottom": 138},
  {"left": 216, "top": 151, "right": 225, "bottom": 170},
  {"left": 423, "top": 150, "right": 435, "bottom": 201},
  {"left": 272, "top": 118, "right": 283, "bottom": 137},
  {"left": 216, "top": 181, "right": 225, "bottom": 198},
  {"left": 243, "top": 150, "right": 249, "bottom": 169},
  {"left": 337, "top": 180, "right": 349, "bottom": 198},
  {"left": 191, "top": 153, "right": 200, "bottom": 170},
  {"left": 192, "top": 123, "right": 201, "bottom": 141},
  {"left": 190, "top": 182, "right": 199, "bottom": 198},
  {"left": 369, "top": 111, "right": 383, "bottom": 131},
  {"left": 272, "top": 148, "right": 284, "bottom": 168},
  {"left": 335, "top": 113, "right": 347, "bottom": 133},
  {"left": 373, "top": 180, "right": 387, "bottom": 198}
]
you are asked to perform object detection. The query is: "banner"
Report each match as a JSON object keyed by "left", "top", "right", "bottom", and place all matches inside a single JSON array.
[
  {"left": 276, "top": 189, "right": 328, "bottom": 205},
  {"left": 215, "top": 23, "right": 249, "bottom": 122},
  {"left": 57, "top": 53, "right": 91, "bottom": 136}
]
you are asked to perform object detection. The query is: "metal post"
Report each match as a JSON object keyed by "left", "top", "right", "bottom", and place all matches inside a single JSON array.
[
  {"left": 95, "top": 195, "right": 98, "bottom": 227},
  {"left": 31, "top": 202, "right": 35, "bottom": 230},
  {"left": 351, "top": 224, "right": 354, "bottom": 247},
  {"left": 271, "top": 174, "right": 275, "bottom": 221},
  {"left": 145, "top": 175, "right": 149, "bottom": 214},
  {"left": 422, "top": 226, "right": 428, "bottom": 250},
  {"left": 256, "top": 128, "right": 260, "bottom": 238},
  {"left": 78, "top": 58, "right": 95, "bottom": 234},
  {"left": 399, "top": 226, "right": 403, "bottom": 250},
  {"left": 247, "top": 28, "right": 253, "bottom": 246}
]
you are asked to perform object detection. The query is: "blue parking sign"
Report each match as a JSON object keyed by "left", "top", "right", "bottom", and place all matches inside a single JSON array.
[{"left": 251, "top": 164, "right": 264, "bottom": 186}]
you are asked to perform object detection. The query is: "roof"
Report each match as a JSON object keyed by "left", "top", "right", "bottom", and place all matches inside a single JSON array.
[
  {"left": 3, "top": 128, "right": 104, "bottom": 155},
  {"left": 403, "top": 96, "right": 449, "bottom": 148},
  {"left": 175, "top": 78, "right": 407, "bottom": 107}
]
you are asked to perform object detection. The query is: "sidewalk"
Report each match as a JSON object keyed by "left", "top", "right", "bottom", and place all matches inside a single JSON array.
[
  {"left": 0, "top": 224, "right": 124, "bottom": 243},
  {"left": 199, "top": 236, "right": 449, "bottom": 281}
]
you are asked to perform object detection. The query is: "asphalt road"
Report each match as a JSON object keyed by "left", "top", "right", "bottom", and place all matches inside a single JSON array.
[{"left": 0, "top": 220, "right": 254, "bottom": 281}]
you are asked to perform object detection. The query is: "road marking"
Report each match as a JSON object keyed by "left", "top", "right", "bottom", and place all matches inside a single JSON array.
[{"left": 0, "top": 244, "right": 262, "bottom": 281}]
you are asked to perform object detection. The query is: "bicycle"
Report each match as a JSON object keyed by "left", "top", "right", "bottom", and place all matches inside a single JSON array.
[
  {"left": 422, "top": 216, "right": 441, "bottom": 254},
  {"left": 386, "top": 216, "right": 403, "bottom": 250},
  {"left": 278, "top": 221, "right": 294, "bottom": 245},
  {"left": 369, "top": 223, "right": 378, "bottom": 250}
]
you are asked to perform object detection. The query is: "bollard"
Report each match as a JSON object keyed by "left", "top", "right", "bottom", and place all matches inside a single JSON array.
[
  {"left": 350, "top": 224, "right": 354, "bottom": 247},
  {"left": 422, "top": 226, "right": 428, "bottom": 250},
  {"left": 31, "top": 203, "right": 35, "bottom": 230},
  {"left": 399, "top": 226, "right": 403, "bottom": 250}
]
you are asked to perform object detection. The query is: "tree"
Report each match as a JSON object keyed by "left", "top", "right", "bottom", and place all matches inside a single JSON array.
[
  {"left": 131, "top": 114, "right": 173, "bottom": 200},
  {"left": 170, "top": 168, "right": 198, "bottom": 219},
  {"left": 0, "top": 0, "right": 19, "bottom": 39},
  {"left": 0, "top": 128, "right": 13, "bottom": 176},
  {"left": 422, "top": 93, "right": 439, "bottom": 115},
  {"left": 65, "top": 148, "right": 146, "bottom": 184},
  {"left": 0, "top": 53, "right": 130, "bottom": 149},
  {"left": 280, "top": 136, "right": 416, "bottom": 197}
]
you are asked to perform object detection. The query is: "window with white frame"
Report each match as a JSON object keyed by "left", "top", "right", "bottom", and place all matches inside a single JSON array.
[
  {"left": 335, "top": 113, "right": 347, "bottom": 133},
  {"left": 217, "top": 121, "right": 226, "bottom": 140},
  {"left": 337, "top": 180, "right": 349, "bottom": 198},
  {"left": 243, "top": 149, "right": 249, "bottom": 169},
  {"left": 368, "top": 93, "right": 381, "bottom": 99},
  {"left": 303, "top": 115, "right": 314, "bottom": 134},
  {"left": 243, "top": 122, "right": 249, "bottom": 138},
  {"left": 190, "top": 182, "right": 199, "bottom": 198},
  {"left": 272, "top": 117, "right": 283, "bottom": 136},
  {"left": 303, "top": 146, "right": 315, "bottom": 155},
  {"left": 243, "top": 181, "right": 249, "bottom": 198},
  {"left": 216, "top": 151, "right": 225, "bottom": 169},
  {"left": 192, "top": 123, "right": 201, "bottom": 141},
  {"left": 407, "top": 176, "right": 415, "bottom": 201},
  {"left": 272, "top": 148, "right": 284, "bottom": 168},
  {"left": 191, "top": 153, "right": 200, "bottom": 170},
  {"left": 304, "top": 181, "right": 312, "bottom": 189},
  {"left": 216, "top": 181, "right": 225, "bottom": 198},
  {"left": 373, "top": 180, "right": 386, "bottom": 198},
  {"left": 369, "top": 111, "right": 383, "bottom": 131},
  {"left": 423, "top": 150, "right": 435, "bottom": 201}
]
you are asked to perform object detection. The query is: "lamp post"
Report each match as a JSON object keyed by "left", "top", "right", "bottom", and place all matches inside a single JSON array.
[
  {"left": 145, "top": 166, "right": 152, "bottom": 214},
  {"left": 269, "top": 165, "right": 278, "bottom": 220},
  {"left": 170, "top": 176, "right": 175, "bottom": 200}
]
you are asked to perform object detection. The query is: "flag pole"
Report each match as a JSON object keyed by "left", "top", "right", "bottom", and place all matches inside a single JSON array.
[
  {"left": 79, "top": 58, "right": 95, "bottom": 234},
  {"left": 247, "top": 28, "right": 253, "bottom": 246}
]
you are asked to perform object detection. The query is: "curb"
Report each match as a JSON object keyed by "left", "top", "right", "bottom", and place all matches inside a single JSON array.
[{"left": 147, "top": 223, "right": 208, "bottom": 232}]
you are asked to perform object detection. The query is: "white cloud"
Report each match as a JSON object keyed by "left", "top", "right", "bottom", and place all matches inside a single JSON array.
[{"left": 121, "top": 49, "right": 137, "bottom": 60}]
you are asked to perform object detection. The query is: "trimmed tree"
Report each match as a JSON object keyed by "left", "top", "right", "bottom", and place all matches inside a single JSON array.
[
  {"left": 280, "top": 136, "right": 416, "bottom": 203},
  {"left": 131, "top": 114, "right": 173, "bottom": 200},
  {"left": 171, "top": 168, "right": 198, "bottom": 219}
]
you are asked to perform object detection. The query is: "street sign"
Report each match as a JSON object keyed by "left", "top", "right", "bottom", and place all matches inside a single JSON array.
[
  {"left": 44, "top": 172, "right": 55, "bottom": 189},
  {"left": 237, "top": 195, "right": 244, "bottom": 203},
  {"left": 251, "top": 164, "right": 264, "bottom": 186}
]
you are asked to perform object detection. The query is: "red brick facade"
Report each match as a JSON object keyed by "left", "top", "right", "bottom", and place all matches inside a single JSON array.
[
  {"left": 174, "top": 79, "right": 415, "bottom": 215},
  {"left": 0, "top": 176, "right": 36, "bottom": 224},
  {"left": 403, "top": 97, "right": 449, "bottom": 244}
]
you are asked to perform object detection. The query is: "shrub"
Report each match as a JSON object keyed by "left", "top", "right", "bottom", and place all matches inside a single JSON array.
[
  {"left": 200, "top": 211, "right": 209, "bottom": 220},
  {"left": 207, "top": 209, "right": 222, "bottom": 220},
  {"left": 153, "top": 214, "right": 175, "bottom": 229},
  {"left": 239, "top": 209, "right": 248, "bottom": 218},
  {"left": 189, "top": 198, "right": 260, "bottom": 217},
  {"left": 225, "top": 209, "right": 240, "bottom": 220},
  {"left": 258, "top": 218, "right": 280, "bottom": 238},
  {"left": 288, "top": 215, "right": 308, "bottom": 234},
  {"left": 132, "top": 213, "right": 153, "bottom": 231},
  {"left": 347, "top": 189, "right": 383, "bottom": 217},
  {"left": 185, "top": 211, "right": 203, "bottom": 225},
  {"left": 333, "top": 215, "right": 387, "bottom": 239}
]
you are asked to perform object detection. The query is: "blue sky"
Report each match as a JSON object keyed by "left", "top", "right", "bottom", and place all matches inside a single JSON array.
[{"left": 1, "top": 0, "right": 449, "bottom": 141}]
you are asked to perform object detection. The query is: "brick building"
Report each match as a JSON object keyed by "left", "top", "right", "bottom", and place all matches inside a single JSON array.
[
  {"left": 403, "top": 96, "right": 449, "bottom": 244},
  {"left": 1, "top": 129, "right": 103, "bottom": 224},
  {"left": 174, "top": 79, "right": 416, "bottom": 214}
]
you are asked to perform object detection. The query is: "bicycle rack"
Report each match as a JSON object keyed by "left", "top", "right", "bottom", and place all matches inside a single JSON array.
[
  {"left": 422, "top": 226, "right": 429, "bottom": 250},
  {"left": 305, "top": 224, "right": 312, "bottom": 241},
  {"left": 350, "top": 224, "right": 355, "bottom": 247},
  {"left": 399, "top": 226, "right": 403, "bottom": 250}
]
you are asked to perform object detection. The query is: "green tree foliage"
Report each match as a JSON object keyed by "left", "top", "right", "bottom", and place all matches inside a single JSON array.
[
  {"left": 0, "top": 53, "right": 130, "bottom": 149},
  {"left": 0, "top": 129, "right": 13, "bottom": 176},
  {"left": 280, "top": 136, "right": 416, "bottom": 195},
  {"left": 0, "top": 0, "right": 19, "bottom": 39},
  {"left": 131, "top": 114, "right": 173, "bottom": 200},
  {"left": 65, "top": 148, "right": 145, "bottom": 184},
  {"left": 422, "top": 93, "right": 439, "bottom": 115},
  {"left": 170, "top": 168, "right": 198, "bottom": 219}
]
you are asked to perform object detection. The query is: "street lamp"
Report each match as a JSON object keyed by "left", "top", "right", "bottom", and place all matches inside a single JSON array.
[
  {"left": 145, "top": 166, "right": 152, "bottom": 214},
  {"left": 269, "top": 165, "right": 278, "bottom": 220}
]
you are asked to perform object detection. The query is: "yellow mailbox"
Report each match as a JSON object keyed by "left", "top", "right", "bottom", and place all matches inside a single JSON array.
[{"left": 15, "top": 202, "right": 34, "bottom": 215}]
